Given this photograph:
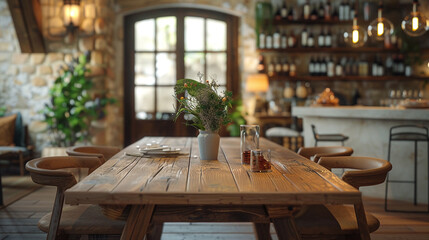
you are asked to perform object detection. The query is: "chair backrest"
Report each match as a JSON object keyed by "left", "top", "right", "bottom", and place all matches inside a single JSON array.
[
  {"left": 318, "top": 156, "right": 392, "bottom": 189},
  {"left": 390, "top": 125, "right": 429, "bottom": 140},
  {"left": 311, "top": 124, "right": 318, "bottom": 139},
  {"left": 66, "top": 145, "right": 121, "bottom": 164},
  {"left": 297, "top": 146, "right": 353, "bottom": 163},
  {"left": 25, "top": 156, "right": 102, "bottom": 240}
]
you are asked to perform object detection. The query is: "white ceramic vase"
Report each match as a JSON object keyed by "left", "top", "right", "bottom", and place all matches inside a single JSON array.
[{"left": 197, "top": 130, "right": 220, "bottom": 160}]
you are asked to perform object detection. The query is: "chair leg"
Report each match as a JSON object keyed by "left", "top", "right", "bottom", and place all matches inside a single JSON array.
[
  {"left": 385, "top": 137, "right": 392, "bottom": 211},
  {"left": 19, "top": 152, "right": 24, "bottom": 176},
  {"left": 47, "top": 188, "right": 66, "bottom": 240},
  {"left": 414, "top": 140, "right": 418, "bottom": 206}
]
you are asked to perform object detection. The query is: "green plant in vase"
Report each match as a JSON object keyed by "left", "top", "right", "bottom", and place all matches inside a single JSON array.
[
  {"left": 42, "top": 52, "right": 116, "bottom": 147},
  {"left": 174, "top": 73, "right": 232, "bottom": 160}
]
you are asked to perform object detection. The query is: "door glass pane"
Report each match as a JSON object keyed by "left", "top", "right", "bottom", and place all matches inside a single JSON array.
[
  {"left": 207, "top": 19, "right": 226, "bottom": 51},
  {"left": 185, "top": 17, "right": 204, "bottom": 51},
  {"left": 135, "top": 53, "right": 155, "bottom": 85},
  {"left": 156, "top": 53, "right": 176, "bottom": 85},
  {"left": 184, "top": 53, "right": 205, "bottom": 79},
  {"left": 135, "top": 19, "right": 154, "bottom": 51},
  {"left": 156, "top": 87, "right": 175, "bottom": 120},
  {"left": 206, "top": 53, "right": 226, "bottom": 85},
  {"left": 135, "top": 86, "right": 155, "bottom": 120},
  {"left": 157, "top": 17, "right": 176, "bottom": 51}
]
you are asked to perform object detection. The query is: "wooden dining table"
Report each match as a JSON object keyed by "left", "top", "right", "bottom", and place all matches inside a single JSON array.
[{"left": 64, "top": 137, "right": 370, "bottom": 240}]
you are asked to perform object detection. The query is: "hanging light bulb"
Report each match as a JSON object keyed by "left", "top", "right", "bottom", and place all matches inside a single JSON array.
[
  {"left": 368, "top": 2, "right": 394, "bottom": 41},
  {"left": 344, "top": 14, "right": 367, "bottom": 47},
  {"left": 402, "top": 0, "right": 427, "bottom": 37}
]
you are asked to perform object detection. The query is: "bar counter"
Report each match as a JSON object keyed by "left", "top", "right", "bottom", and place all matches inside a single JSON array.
[{"left": 292, "top": 106, "right": 429, "bottom": 203}]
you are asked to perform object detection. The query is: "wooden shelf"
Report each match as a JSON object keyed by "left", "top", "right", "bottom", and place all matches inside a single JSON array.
[
  {"left": 268, "top": 75, "right": 428, "bottom": 82},
  {"left": 259, "top": 47, "right": 402, "bottom": 54},
  {"left": 273, "top": 19, "right": 353, "bottom": 25}
]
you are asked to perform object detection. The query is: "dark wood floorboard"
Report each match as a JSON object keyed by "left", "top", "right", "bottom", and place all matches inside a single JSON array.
[{"left": 0, "top": 186, "right": 428, "bottom": 239}]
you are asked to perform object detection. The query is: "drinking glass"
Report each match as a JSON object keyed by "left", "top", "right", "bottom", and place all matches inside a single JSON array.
[
  {"left": 250, "top": 149, "right": 272, "bottom": 172},
  {"left": 240, "top": 125, "right": 260, "bottom": 164}
]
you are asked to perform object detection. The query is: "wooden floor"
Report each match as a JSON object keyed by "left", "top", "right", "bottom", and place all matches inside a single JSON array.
[{"left": 1, "top": 186, "right": 428, "bottom": 240}]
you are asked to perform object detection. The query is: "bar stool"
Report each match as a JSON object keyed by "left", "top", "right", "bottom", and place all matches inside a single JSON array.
[
  {"left": 311, "top": 124, "right": 349, "bottom": 146},
  {"left": 384, "top": 125, "right": 429, "bottom": 212}
]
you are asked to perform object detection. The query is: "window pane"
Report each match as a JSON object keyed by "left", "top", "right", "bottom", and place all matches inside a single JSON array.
[
  {"left": 135, "top": 86, "right": 154, "bottom": 120},
  {"left": 185, "top": 17, "right": 204, "bottom": 51},
  {"left": 156, "top": 87, "right": 175, "bottom": 120},
  {"left": 157, "top": 17, "right": 176, "bottom": 51},
  {"left": 135, "top": 53, "right": 155, "bottom": 85},
  {"left": 185, "top": 53, "right": 205, "bottom": 79},
  {"left": 135, "top": 19, "right": 154, "bottom": 51},
  {"left": 207, "top": 19, "right": 226, "bottom": 51},
  {"left": 206, "top": 53, "right": 226, "bottom": 85},
  {"left": 156, "top": 53, "right": 176, "bottom": 85}
]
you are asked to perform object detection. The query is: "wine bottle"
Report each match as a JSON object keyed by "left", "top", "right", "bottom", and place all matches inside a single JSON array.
[
  {"left": 259, "top": 31, "right": 265, "bottom": 49},
  {"left": 339, "top": 0, "right": 345, "bottom": 21},
  {"left": 281, "top": 30, "right": 288, "bottom": 49},
  {"left": 287, "top": 6, "right": 294, "bottom": 21},
  {"left": 288, "top": 30, "right": 296, "bottom": 48},
  {"left": 267, "top": 58, "right": 275, "bottom": 77},
  {"left": 349, "top": 1, "right": 356, "bottom": 21},
  {"left": 314, "top": 57, "right": 321, "bottom": 76},
  {"left": 282, "top": 58, "right": 290, "bottom": 76},
  {"left": 308, "top": 57, "right": 315, "bottom": 76},
  {"left": 335, "top": 60, "right": 343, "bottom": 76},
  {"left": 274, "top": 6, "right": 282, "bottom": 21},
  {"left": 307, "top": 32, "right": 315, "bottom": 47},
  {"left": 303, "top": 0, "right": 310, "bottom": 20},
  {"left": 275, "top": 57, "right": 282, "bottom": 76},
  {"left": 281, "top": 2, "right": 288, "bottom": 19},
  {"left": 310, "top": 3, "right": 318, "bottom": 20},
  {"left": 266, "top": 32, "right": 273, "bottom": 49},
  {"left": 301, "top": 27, "right": 308, "bottom": 47},
  {"left": 318, "top": 30, "right": 325, "bottom": 47},
  {"left": 257, "top": 55, "right": 265, "bottom": 73},
  {"left": 289, "top": 61, "right": 297, "bottom": 77},
  {"left": 318, "top": 2, "right": 325, "bottom": 20},
  {"left": 325, "top": 0, "right": 332, "bottom": 20},
  {"left": 320, "top": 57, "right": 327, "bottom": 76},
  {"left": 344, "top": 0, "right": 350, "bottom": 21},
  {"left": 324, "top": 28, "right": 332, "bottom": 47},
  {"left": 327, "top": 57, "right": 335, "bottom": 77},
  {"left": 273, "top": 28, "right": 281, "bottom": 49}
]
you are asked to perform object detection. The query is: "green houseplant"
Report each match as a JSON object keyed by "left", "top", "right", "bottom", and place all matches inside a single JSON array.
[
  {"left": 42, "top": 52, "right": 116, "bottom": 147},
  {"left": 174, "top": 73, "right": 232, "bottom": 159}
]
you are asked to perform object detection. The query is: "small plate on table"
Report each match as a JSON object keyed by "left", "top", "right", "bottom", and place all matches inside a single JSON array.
[{"left": 400, "top": 99, "right": 429, "bottom": 109}]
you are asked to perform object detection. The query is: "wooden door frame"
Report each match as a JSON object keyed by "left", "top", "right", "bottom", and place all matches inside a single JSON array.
[{"left": 124, "top": 8, "right": 239, "bottom": 146}]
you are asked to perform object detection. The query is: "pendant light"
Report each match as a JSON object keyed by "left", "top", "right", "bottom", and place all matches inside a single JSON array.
[
  {"left": 367, "top": 2, "right": 394, "bottom": 41},
  {"left": 345, "top": 13, "right": 367, "bottom": 47},
  {"left": 402, "top": 0, "right": 427, "bottom": 37}
]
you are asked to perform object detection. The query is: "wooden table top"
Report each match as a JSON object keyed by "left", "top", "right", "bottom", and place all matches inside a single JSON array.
[{"left": 65, "top": 137, "right": 360, "bottom": 206}]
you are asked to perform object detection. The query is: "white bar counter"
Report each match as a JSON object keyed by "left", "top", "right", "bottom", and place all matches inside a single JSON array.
[{"left": 292, "top": 106, "right": 429, "bottom": 203}]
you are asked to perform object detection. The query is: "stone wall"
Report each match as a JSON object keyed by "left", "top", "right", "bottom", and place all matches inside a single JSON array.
[{"left": 0, "top": 0, "right": 120, "bottom": 153}]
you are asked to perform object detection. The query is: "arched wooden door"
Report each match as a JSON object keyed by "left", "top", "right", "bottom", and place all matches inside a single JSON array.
[{"left": 124, "top": 8, "right": 239, "bottom": 146}]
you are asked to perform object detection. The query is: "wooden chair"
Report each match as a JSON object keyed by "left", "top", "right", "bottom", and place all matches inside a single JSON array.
[
  {"left": 66, "top": 145, "right": 121, "bottom": 164},
  {"left": 311, "top": 124, "right": 349, "bottom": 146},
  {"left": 25, "top": 156, "right": 125, "bottom": 240},
  {"left": 295, "top": 156, "right": 392, "bottom": 239},
  {"left": 297, "top": 146, "right": 354, "bottom": 163}
]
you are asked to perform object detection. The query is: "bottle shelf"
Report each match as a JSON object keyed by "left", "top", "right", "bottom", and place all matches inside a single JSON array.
[
  {"left": 273, "top": 19, "right": 353, "bottom": 25},
  {"left": 268, "top": 75, "right": 428, "bottom": 82},
  {"left": 259, "top": 47, "right": 403, "bottom": 54}
]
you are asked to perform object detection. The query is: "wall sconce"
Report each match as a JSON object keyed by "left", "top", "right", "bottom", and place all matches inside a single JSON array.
[
  {"left": 368, "top": 2, "right": 394, "bottom": 41},
  {"left": 402, "top": 0, "right": 428, "bottom": 37},
  {"left": 62, "top": 0, "right": 82, "bottom": 43}
]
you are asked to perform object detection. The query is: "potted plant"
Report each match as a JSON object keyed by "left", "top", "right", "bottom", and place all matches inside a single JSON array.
[
  {"left": 42, "top": 52, "right": 116, "bottom": 147},
  {"left": 174, "top": 73, "right": 232, "bottom": 160}
]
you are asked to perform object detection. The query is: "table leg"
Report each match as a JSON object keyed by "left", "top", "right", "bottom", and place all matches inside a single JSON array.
[
  {"left": 253, "top": 223, "right": 272, "bottom": 240},
  {"left": 121, "top": 204, "right": 155, "bottom": 240},
  {"left": 354, "top": 202, "right": 370, "bottom": 240},
  {"left": 267, "top": 206, "right": 301, "bottom": 240}
]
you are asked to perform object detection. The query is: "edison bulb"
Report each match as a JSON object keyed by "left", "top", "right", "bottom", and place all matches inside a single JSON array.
[
  {"left": 402, "top": 11, "right": 427, "bottom": 37},
  {"left": 368, "top": 3, "right": 394, "bottom": 41},
  {"left": 345, "top": 17, "right": 367, "bottom": 47}
]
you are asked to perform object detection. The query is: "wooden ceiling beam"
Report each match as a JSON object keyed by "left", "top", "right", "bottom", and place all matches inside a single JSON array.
[{"left": 7, "top": 0, "right": 46, "bottom": 53}]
